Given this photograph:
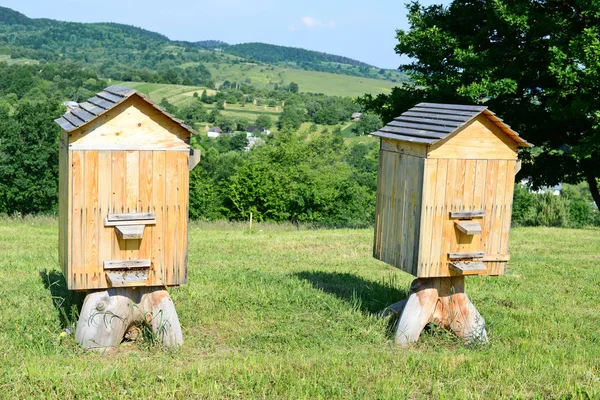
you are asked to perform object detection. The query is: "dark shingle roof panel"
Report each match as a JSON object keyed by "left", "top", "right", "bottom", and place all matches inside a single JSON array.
[
  {"left": 371, "top": 102, "right": 532, "bottom": 147},
  {"left": 54, "top": 85, "right": 196, "bottom": 135}
]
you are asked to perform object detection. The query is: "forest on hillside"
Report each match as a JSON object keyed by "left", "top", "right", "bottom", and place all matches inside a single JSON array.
[{"left": 0, "top": 6, "right": 405, "bottom": 84}]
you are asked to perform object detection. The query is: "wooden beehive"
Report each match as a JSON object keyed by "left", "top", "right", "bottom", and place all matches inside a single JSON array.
[
  {"left": 55, "top": 86, "right": 200, "bottom": 291},
  {"left": 372, "top": 103, "right": 532, "bottom": 278}
]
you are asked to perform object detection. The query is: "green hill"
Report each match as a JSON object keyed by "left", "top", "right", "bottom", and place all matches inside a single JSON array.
[{"left": 0, "top": 6, "right": 405, "bottom": 96}]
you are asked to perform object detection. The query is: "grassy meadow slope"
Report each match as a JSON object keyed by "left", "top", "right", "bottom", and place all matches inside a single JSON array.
[{"left": 0, "top": 218, "right": 598, "bottom": 398}]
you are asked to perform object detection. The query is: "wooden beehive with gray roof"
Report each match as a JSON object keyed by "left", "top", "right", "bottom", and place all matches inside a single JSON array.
[
  {"left": 371, "top": 103, "right": 532, "bottom": 278},
  {"left": 55, "top": 85, "right": 200, "bottom": 291}
]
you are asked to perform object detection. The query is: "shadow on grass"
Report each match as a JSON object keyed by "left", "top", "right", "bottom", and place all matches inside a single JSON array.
[
  {"left": 294, "top": 271, "right": 410, "bottom": 315},
  {"left": 39, "top": 269, "right": 85, "bottom": 329}
]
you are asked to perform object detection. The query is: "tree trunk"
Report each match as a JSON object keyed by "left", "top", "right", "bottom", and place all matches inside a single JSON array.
[
  {"left": 586, "top": 173, "right": 600, "bottom": 211},
  {"left": 75, "top": 287, "right": 183, "bottom": 350}
]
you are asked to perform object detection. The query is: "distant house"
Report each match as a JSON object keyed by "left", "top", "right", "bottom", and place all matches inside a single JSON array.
[
  {"left": 351, "top": 112, "right": 362, "bottom": 121},
  {"left": 246, "top": 126, "right": 271, "bottom": 137},
  {"left": 207, "top": 126, "right": 223, "bottom": 138}
]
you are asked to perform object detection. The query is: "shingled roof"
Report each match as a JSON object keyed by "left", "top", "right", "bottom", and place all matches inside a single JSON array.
[
  {"left": 54, "top": 85, "right": 195, "bottom": 134},
  {"left": 371, "top": 102, "right": 532, "bottom": 147}
]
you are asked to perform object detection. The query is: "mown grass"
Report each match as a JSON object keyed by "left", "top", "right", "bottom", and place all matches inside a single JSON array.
[{"left": 0, "top": 218, "right": 598, "bottom": 398}]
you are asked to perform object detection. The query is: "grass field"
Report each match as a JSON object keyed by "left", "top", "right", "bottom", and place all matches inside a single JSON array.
[
  {"left": 114, "top": 82, "right": 216, "bottom": 106},
  {"left": 1, "top": 219, "right": 598, "bottom": 398},
  {"left": 197, "top": 62, "right": 397, "bottom": 97}
]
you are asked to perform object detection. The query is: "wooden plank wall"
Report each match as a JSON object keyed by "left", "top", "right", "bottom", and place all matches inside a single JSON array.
[
  {"left": 67, "top": 149, "right": 188, "bottom": 290},
  {"left": 373, "top": 150, "right": 424, "bottom": 275},
  {"left": 417, "top": 159, "right": 517, "bottom": 277},
  {"left": 58, "top": 140, "right": 69, "bottom": 277}
]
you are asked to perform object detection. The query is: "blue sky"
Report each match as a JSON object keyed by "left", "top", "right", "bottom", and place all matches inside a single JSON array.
[{"left": 4, "top": 0, "right": 450, "bottom": 69}]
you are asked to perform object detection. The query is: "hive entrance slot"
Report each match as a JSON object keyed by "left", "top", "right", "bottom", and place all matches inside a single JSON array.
[
  {"left": 450, "top": 210, "right": 485, "bottom": 219},
  {"left": 104, "top": 259, "right": 151, "bottom": 287},
  {"left": 449, "top": 261, "right": 487, "bottom": 275}
]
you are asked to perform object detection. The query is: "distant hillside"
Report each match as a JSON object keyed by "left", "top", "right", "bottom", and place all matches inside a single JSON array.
[
  {"left": 226, "top": 42, "right": 372, "bottom": 67},
  {"left": 0, "top": 6, "right": 406, "bottom": 93}
]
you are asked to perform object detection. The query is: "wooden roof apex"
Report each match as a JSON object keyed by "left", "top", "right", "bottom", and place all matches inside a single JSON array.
[
  {"left": 54, "top": 85, "right": 196, "bottom": 135},
  {"left": 371, "top": 102, "right": 532, "bottom": 147}
]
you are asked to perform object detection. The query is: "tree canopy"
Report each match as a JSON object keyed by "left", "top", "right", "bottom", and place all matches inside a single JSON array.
[{"left": 358, "top": 0, "right": 600, "bottom": 208}]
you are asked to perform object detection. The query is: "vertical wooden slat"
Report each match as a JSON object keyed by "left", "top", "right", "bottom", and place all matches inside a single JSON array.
[
  {"left": 416, "top": 158, "right": 438, "bottom": 276},
  {"left": 177, "top": 152, "right": 189, "bottom": 285},
  {"left": 391, "top": 153, "right": 404, "bottom": 269},
  {"left": 97, "top": 151, "right": 112, "bottom": 288},
  {"left": 165, "top": 152, "right": 179, "bottom": 286},
  {"left": 500, "top": 161, "right": 517, "bottom": 255},
  {"left": 373, "top": 150, "right": 384, "bottom": 258},
  {"left": 66, "top": 150, "right": 72, "bottom": 286},
  {"left": 111, "top": 151, "right": 126, "bottom": 261},
  {"left": 125, "top": 151, "right": 140, "bottom": 261},
  {"left": 429, "top": 158, "right": 448, "bottom": 276},
  {"left": 151, "top": 151, "right": 166, "bottom": 286},
  {"left": 84, "top": 151, "right": 99, "bottom": 289},
  {"left": 439, "top": 158, "right": 458, "bottom": 277},
  {"left": 482, "top": 160, "right": 499, "bottom": 258},
  {"left": 139, "top": 151, "right": 153, "bottom": 279},
  {"left": 403, "top": 155, "right": 424, "bottom": 275},
  {"left": 490, "top": 160, "right": 508, "bottom": 257},
  {"left": 71, "top": 150, "right": 84, "bottom": 289},
  {"left": 472, "top": 159, "right": 488, "bottom": 256},
  {"left": 453, "top": 159, "right": 467, "bottom": 211},
  {"left": 462, "top": 160, "right": 478, "bottom": 255}
]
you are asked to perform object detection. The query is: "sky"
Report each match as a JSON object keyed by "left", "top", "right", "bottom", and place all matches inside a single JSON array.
[{"left": 3, "top": 0, "right": 450, "bottom": 69}]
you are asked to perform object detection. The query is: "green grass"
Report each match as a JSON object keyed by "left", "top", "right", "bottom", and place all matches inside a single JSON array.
[
  {"left": 2, "top": 218, "right": 598, "bottom": 398},
  {"left": 203, "top": 62, "right": 397, "bottom": 97},
  {"left": 115, "top": 81, "right": 216, "bottom": 106}
]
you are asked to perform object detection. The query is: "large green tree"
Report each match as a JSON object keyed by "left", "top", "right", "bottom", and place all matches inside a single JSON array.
[
  {"left": 359, "top": 0, "right": 600, "bottom": 208},
  {"left": 0, "top": 100, "right": 63, "bottom": 214}
]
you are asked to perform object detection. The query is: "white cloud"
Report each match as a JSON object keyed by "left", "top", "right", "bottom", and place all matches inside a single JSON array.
[{"left": 289, "top": 16, "right": 335, "bottom": 31}]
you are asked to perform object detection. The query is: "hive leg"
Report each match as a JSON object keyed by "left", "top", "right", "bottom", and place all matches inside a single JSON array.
[
  {"left": 392, "top": 277, "right": 487, "bottom": 346},
  {"left": 394, "top": 279, "right": 440, "bottom": 346},
  {"left": 140, "top": 288, "right": 183, "bottom": 347},
  {"left": 432, "top": 277, "right": 488, "bottom": 344},
  {"left": 75, "top": 287, "right": 183, "bottom": 349}
]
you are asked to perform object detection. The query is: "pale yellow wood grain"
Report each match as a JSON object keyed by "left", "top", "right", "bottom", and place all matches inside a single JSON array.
[
  {"left": 83, "top": 151, "right": 99, "bottom": 289},
  {"left": 427, "top": 115, "right": 520, "bottom": 160},
  {"left": 69, "top": 96, "right": 190, "bottom": 149},
  {"left": 177, "top": 152, "right": 189, "bottom": 285},
  {"left": 111, "top": 151, "right": 127, "bottom": 261},
  {"left": 164, "top": 151, "right": 179, "bottom": 286},
  {"left": 151, "top": 151, "right": 166, "bottom": 286},
  {"left": 71, "top": 150, "right": 84, "bottom": 289},
  {"left": 97, "top": 151, "right": 112, "bottom": 288}
]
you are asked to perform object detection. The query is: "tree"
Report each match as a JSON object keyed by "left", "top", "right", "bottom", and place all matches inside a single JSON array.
[
  {"left": 352, "top": 112, "right": 383, "bottom": 135},
  {"left": 159, "top": 97, "right": 178, "bottom": 115},
  {"left": 0, "top": 100, "right": 62, "bottom": 214},
  {"left": 229, "top": 133, "right": 249, "bottom": 151},
  {"left": 358, "top": 0, "right": 600, "bottom": 209},
  {"left": 200, "top": 90, "right": 210, "bottom": 103},
  {"left": 255, "top": 115, "right": 273, "bottom": 130},
  {"left": 278, "top": 105, "right": 303, "bottom": 131},
  {"left": 288, "top": 82, "right": 299, "bottom": 93}
]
